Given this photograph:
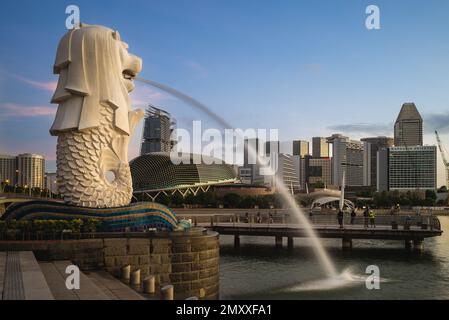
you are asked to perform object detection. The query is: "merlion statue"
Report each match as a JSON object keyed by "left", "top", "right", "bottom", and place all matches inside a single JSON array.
[{"left": 50, "top": 24, "right": 144, "bottom": 208}]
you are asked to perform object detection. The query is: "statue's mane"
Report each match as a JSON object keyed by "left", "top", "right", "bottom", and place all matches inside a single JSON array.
[{"left": 50, "top": 24, "right": 131, "bottom": 135}]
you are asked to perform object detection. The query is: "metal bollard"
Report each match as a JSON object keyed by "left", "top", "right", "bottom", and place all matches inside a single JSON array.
[
  {"left": 130, "top": 269, "right": 141, "bottom": 286},
  {"left": 143, "top": 275, "right": 155, "bottom": 294},
  {"left": 161, "top": 284, "right": 174, "bottom": 300}
]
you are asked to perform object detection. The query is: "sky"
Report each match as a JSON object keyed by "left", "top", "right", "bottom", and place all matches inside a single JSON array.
[{"left": 1, "top": 0, "right": 449, "bottom": 186}]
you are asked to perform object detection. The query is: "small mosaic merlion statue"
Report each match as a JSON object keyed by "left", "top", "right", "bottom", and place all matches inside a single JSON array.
[{"left": 50, "top": 24, "right": 144, "bottom": 208}]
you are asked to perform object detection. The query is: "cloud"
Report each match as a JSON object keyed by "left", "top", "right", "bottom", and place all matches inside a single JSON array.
[
  {"left": 326, "top": 111, "right": 449, "bottom": 137},
  {"left": 12, "top": 74, "right": 57, "bottom": 92},
  {"left": 423, "top": 112, "right": 449, "bottom": 134},
  {"left": 177, "top": 57, "right": 208, "bottom": 77},
  {"left": 131, "top": 84, "right": 169, "bottom": 106},
  {"left": 0, "top": 103, "right": 55, "bottom": 117},
  {"left": 327, "top": 123, "right": 392, "bottom": 136}
]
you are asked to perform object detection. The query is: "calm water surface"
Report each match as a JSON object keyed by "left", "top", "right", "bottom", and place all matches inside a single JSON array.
[{"left": 219, "top": 216, "right": 449, "bottom": 299}]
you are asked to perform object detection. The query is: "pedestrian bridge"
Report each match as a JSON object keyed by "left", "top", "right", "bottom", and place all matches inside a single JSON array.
[{"left": 186, "top": 213, "right": 443, "bottom": 251}]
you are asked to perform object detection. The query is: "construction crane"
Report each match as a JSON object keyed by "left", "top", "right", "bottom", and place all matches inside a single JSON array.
[{"left": 435, "top": 130, "right": 449, "bottom": 190}]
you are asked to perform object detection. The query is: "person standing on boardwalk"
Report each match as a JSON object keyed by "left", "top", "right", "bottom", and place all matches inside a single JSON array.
[
  {"left": 363, "top": 206, "right": 369, "bottom": 228},
  {"left": 337, "top": 209, "right": 344, "bottom": 229},
  {"left": 369, "top": 209, "right": 376, "bottom": 228},
  {"left": 350, "top": 208, "right": 356, "bottom": 225}
]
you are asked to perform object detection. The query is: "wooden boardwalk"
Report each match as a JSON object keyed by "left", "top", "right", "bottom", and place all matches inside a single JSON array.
[{"left": 189, "top": 213, "right": 443, "bottom": 250}]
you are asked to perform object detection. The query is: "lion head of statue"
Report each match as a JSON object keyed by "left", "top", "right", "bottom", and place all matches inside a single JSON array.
[{"left": 50, "top": 24, "right": 142, "bottom": 136}]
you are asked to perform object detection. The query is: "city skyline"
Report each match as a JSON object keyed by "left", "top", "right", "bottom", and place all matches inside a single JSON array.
[{"left": 1, "top": 1, "right": 449, "bottom": 186}]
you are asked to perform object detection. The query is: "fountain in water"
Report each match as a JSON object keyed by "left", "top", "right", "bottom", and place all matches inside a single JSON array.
[{"left": 135, "top": 77, "right": 345, "bottom": 280}]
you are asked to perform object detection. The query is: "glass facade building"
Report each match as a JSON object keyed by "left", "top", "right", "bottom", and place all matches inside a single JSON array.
[{"left": 388, "top": 146, "right": 436, "bottom": 190}]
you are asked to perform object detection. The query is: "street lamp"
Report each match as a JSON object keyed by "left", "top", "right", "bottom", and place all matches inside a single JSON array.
[{"left": 1, "top": 179, "right": 9, "bottom": 193}]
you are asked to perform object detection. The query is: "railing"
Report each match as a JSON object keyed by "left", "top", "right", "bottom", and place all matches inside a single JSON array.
[{"left": 186, "top": 212, "right": 442, "bottom": 231}]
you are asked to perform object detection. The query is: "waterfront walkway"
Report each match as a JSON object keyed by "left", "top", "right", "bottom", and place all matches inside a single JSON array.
[
  {"left": 0, "top": 251, "right": 145, "bottom": 300},
  {"left": 187, "top": 213, "right": 443, "bottom": 251}
]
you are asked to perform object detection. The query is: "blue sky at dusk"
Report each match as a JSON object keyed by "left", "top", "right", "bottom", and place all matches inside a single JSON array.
[{"left": 1, "top": 0, "right": 449, "bottom": 185}]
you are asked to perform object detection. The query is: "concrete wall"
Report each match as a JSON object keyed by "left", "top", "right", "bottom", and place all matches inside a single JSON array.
[{"left": 0, "top": 230, "right": 219, "bottom": 300}]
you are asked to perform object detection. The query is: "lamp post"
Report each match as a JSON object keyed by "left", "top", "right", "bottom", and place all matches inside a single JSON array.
[{"left": 1, "top": 179, "right": 9, "bottom": 193}]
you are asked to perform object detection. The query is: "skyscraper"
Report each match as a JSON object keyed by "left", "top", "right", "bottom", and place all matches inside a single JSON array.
[
  {"left": 361, "top": 136, "right": 394, "bottom": 187},
  {"left": 327, "top": 134, "right": 364, "bottom": 187},
  {"left": 263, "top": 153, "right": 300, "bottom": 192},
  {"left": 293, "top": 140, "right": 309, "bottom": 157},
  {"left": 140, "top": 106, "right": 175, "bottom": 155},
  {"left": 302, "top": 155, "right": 332, "bottom": 187},
  {"left": 388, "top": 146, "right": 436, "bottom": 190},
  {"left": 394, "top": 102, "right": 423, "bottom": 147},
  {"left": 17, "top": 153, "right": 45, "bottom": 189},
  {"left": 0, "top": 154, "right": 17, "bottom": 185},
  {"left": 312, "top": 137, "right": 330, "bottom": 158},
  {"left": 265, "top": 141, "right": 280, "bottom": 155}
]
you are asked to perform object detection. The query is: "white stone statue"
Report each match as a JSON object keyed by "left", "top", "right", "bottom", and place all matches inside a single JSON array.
[{"left": 50, "top": 24, "right": 144, "bottom": 208}]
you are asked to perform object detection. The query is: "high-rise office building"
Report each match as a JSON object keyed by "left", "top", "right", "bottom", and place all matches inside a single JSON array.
[
  {"left": 0, "top": 154, "right": 18, "bottom": 185},
  {"left": 265, "top": 141, "right": 280, "bottom": 155},
  {"left": 327, "top": 134, "right": 364, "bottom": 186},
  {"left": 394, "top": 102, "right": 423, "bottom": 147},
  {"left": 263, "top": 153, "right": 300, "bottom": 192},
  {"left": 241, "top": 138, "right": 269, "bottom": 185},
  {"left": 388, "top": 146, "right": 437, "bottom": 190},
  {"left": 17, "top": 153, "right": 45, "bottom": 189},
  {"left": 361, "top": 137, "right": 394, "bottom": 187},
  {"left": 140, "top": 106, "right": 175, "bottom": 155},
  {"left": 45, "top": 172, "right": 58, "bottom": 194},
  {"left": 293, "top": 140, "right": 309, "bottom": 158},
  {"left": 312, "top": 137, "right": 330, "bottom": 158},
  {"left": 377, "top": 148, "right": 389, "bottom": 192},
  {"left": 301, "top": 155, "right": 332, "bottom": 187}
]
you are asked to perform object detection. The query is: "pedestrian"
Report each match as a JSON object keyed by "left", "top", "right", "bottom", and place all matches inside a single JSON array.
[
  {"left": 369, "top": 209, "right": 376, "bottom": 228},
  {"left": 256, "top": 212, "right": 262, "bottom": 223},
  {"left": 337, "top": 209, "right": 344, "bottom": 229},
  {"left": 363, "top": 206, "right": 369, "bottom": 228},
  {"left": 244, "top": 212, "right": 249, "bottom": 223},
  {"left": 350, "top": 208, "right": 356, "bottom": 225}
]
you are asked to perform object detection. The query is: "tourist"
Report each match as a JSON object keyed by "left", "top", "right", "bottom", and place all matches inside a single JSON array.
[
  {"left": 337, "top": 209, "right": 344, "bottom": 229},
  {"left": 369, "top": 209, "right": 376, "bottom": 228},
  {"left": 256, "top": 212, "right": 262, "bottom": 223},
  {"left": 350, "top": 208, "right": 356, "bottom": 225},
  {"left": 363, "top": 206, "right": 369, "bottom": 228},
  {"left": 244, "top": 212, "right": 249, "bottom": 223},
  {"left": 268, "top": 213, "right": 274, "bottom": 224}
]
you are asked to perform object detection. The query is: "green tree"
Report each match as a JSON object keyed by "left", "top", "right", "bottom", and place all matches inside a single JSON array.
[
  {"left": 240, "top": 196, "right": 256, "bottom": 208},
  {"left": 223, "top": 193, "right": 241, "bottom": 208},
  {"left": 171, "top": 193, "right": 184, "bottom": 207}
]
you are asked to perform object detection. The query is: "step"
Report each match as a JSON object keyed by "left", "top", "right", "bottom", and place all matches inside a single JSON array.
[
  {"left": 85, "top": 271, "right": 146, "bottom": 300},
  {"left": 40, "top": 260, "right": 110, "bottom": 300},
  {"left": 2, "top": 251, "right": 54, "bottom": 300}
]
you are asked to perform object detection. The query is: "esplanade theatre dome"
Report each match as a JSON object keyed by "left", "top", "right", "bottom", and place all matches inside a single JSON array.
[{"left": 129, "top": 152, "right": 239, "bottom": 192}]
